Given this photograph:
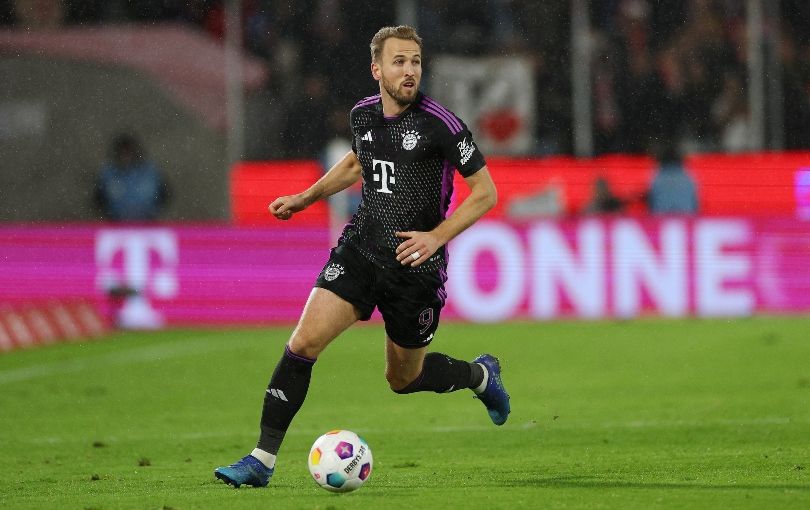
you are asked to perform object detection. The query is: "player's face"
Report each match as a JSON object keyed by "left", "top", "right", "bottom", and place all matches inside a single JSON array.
[{"left": 375, "top": 38, "right": 422, "bottom": 107}]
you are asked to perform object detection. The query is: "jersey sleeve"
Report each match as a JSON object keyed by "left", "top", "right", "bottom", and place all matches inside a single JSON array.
[
  {"left": 436, "top": 115, "right": 487, "bottom": 178},
  {"left": 349, "top": 107, "right": 358, "bottom": 153}
]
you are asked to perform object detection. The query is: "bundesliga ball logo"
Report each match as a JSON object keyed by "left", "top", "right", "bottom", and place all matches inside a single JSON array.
[{"left": 308, "top": 430, "right": 373, "bottom": 493}]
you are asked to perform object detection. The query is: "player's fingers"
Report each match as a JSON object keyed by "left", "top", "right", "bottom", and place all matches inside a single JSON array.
[
  {"left": 269, "top": 198, "right": 295, "bottom": 219},
  {"left": 410, "top": 248, "right": 427, "bottom": 266},
  {"left": 269, "top": 208, "right": 292, "bottom": 220},
  {"left": 398, "top": 246, "right": 426, "bottom": 265},
  {"left": 396, "top": 244, "right": 413, "bottom": 261},
  {"left": 394, "top": 231, "right": 414, "bottom": 239},
  {"left": 395, "top": 238, "right": 414, "bottom": 255},
  {"left": 268, "top": 198, "right": 285, "bottom": 214}
]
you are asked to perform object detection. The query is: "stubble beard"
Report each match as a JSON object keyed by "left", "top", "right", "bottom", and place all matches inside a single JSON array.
[{"left": 381, "top": 76, "right": 417, "bottom": 107}]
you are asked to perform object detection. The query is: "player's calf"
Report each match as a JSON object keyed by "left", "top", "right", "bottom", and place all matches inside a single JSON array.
[{"left": 392, "top": 352, "right": 485, "bottom": 394}]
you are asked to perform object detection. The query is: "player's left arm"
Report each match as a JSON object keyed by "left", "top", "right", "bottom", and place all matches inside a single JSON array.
[{"left": 396, "top": 165, "right": 496, "bottom": 266}]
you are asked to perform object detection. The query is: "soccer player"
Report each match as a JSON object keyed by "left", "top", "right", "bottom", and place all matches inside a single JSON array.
[{"left": 214, "top": 25, "right": 510, "bottom": 488}]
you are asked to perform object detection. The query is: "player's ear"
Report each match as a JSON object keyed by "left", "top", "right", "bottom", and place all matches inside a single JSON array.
[{"left": 371, "top": 62, "right": 381, "bottom": 81}]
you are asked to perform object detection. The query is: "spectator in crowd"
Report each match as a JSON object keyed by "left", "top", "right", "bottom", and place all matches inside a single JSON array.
[
  {"left": 321, "top": 107, "right": 359, "bottom": 243},
  {"left": 647, "top": 144, "right": 698, "bottom": 214},
  {"left": 584, "top": 176, "right": 626, "bottom": 215},
  {"left": 711, "top": 71, "right": 752, "bottom": 153},
  {"left": 13, "top": 0, "right": 63, "bottom": 27},
  {"left": 94, "top": 132, "right": 171, "bottom": 222},
  {"left": 778, "top": 25, "right": 810, "bottom": 150}
]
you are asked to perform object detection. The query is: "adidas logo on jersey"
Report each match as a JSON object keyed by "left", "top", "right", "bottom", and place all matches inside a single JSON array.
[{"left": 361, "top": 130, "right": 373, "bottom": 142}]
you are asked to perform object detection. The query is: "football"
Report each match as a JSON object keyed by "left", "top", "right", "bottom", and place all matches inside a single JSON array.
[{"left": 307, "top": 429, "right": 373, "bottom": 493}]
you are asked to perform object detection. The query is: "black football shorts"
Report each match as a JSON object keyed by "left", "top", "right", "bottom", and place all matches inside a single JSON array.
[{"left": 314, "top": 243, "right": 446, "bottom": 348}]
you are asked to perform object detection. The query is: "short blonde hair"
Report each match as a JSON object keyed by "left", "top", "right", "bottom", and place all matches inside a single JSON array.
[{"left": 370, "top": 25, "right": 423, "bottom": 63}]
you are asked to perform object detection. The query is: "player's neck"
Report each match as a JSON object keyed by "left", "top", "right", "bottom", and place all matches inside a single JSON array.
[{"left": 380, "top": 92, "right": 414, "bottom": 118}]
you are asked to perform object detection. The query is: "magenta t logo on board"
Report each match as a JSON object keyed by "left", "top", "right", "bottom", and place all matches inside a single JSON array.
[{"left": 95, "top": 229, "right": 179, "bottom": 329}]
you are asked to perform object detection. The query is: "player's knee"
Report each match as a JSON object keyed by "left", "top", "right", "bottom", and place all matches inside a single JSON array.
[{"left": 288, "top": 332, "right": 327, "bottom": 360}]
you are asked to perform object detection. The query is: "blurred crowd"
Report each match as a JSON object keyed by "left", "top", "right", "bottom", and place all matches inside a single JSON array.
[
  {"left": 2, "top": 0, "right": 809, "bottom": 159},
  {"left": 589, "top": 0, "right": 810, "bottom": 155}
]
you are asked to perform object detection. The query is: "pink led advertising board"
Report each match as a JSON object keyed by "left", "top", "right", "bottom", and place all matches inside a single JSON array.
[{"left": 1, "top": 218, "right": 809, "bottom": 328}]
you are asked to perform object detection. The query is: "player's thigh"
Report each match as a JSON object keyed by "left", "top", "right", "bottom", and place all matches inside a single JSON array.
[
  {"left": 289, "top": 287, "right": 361, "bottom": 359},
  {"left": 384, "top": 336, "right": 427, "bottom": 389},
  {"left": 314, "top": 244, "right": 376, "bottom": 320},
  {"left": 380, "top": 270, "right": 444, "bottom": 388},
  {"left": 378, "top": 270, "right": 445, "bottom": 349}
]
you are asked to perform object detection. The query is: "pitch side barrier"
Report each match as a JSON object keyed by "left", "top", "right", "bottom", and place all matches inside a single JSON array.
[{"left": 0, "top": 216, "right": 808, "bottom": 342}]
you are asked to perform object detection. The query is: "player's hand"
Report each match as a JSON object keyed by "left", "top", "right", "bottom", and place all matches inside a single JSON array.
[
  {"left": 269, "top": 194, "right": 307, "bottom": 220},
  {"left": 395, "top": 231, "right": 441, "bottom": 267}
]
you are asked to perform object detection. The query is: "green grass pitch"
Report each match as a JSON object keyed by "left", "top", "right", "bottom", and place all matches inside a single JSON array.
[{"left": 0, "top": 317, "right": 808, "bottom": 509}]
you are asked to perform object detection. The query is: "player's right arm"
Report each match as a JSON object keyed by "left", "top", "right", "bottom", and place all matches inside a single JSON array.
[{"left": 269, "top": 150, "right": 363, "bottom": 220}]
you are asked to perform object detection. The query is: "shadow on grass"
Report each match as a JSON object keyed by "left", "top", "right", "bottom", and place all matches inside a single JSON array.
[{"left": 498, "top": 475, "right": 810, "bottom": 492}]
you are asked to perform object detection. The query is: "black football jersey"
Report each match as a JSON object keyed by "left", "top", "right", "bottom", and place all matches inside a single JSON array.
[{"left": 340, "top": 91, "right": 487, "bottom": 272}]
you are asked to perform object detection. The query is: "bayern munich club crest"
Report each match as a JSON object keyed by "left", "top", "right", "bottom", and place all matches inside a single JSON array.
[
  {"left": 401, "top": 130, "right": 421, "bottom": 150},
  {"left": 323, "top": 263, "right": 345, "bottom": 281}
]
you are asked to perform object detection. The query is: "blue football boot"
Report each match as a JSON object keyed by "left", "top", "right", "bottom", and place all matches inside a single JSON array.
[
  {"left": 472, "top": 354, "right": 511, "bottom": 426},
  {"left": 214, "top": 455, "right": 273, "bottom": 488}
]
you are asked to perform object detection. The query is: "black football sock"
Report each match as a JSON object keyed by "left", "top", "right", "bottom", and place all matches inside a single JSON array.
[
  {"left": 256, "top": 345, "right": 316, "bottom": 455},
  {"left": 469, "top": 361, "right": 485, "bottom": 389},
  {"left": 394, "top": 352, "right": 484, "bottom": 394}
]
